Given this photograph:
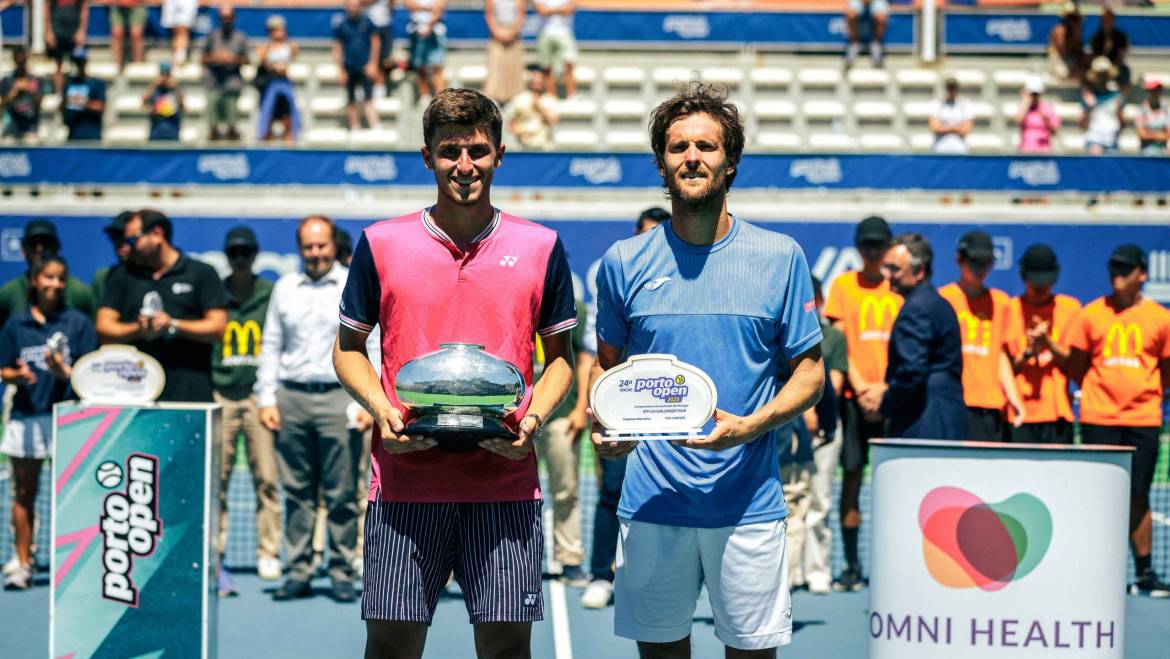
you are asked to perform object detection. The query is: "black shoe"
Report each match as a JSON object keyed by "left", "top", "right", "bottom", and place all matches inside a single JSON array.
[
  {"left": 1129, "top": 568, "right": 1170, "bottom": 598},
  {"left": 331, "top": 580, "right": 358, "bottom": 603},
  {"left": 832, "top": 564, "right": 866, "bottom": 592},
  {"left": 272, "top": 579, "right": 312, "bottom": 601},
  {"left": 559, "top": 564, "right": 590, "bottom": 588}
]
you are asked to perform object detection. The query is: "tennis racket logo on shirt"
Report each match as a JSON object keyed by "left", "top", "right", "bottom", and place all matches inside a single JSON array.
[{"left": 1102, "top": 323, "right": 1142, "bottom": 368}]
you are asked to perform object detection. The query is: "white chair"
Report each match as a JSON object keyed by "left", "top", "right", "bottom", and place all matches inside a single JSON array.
[
  {"left": 552, "top": 128, "right": 599, "bottom": 148},
  {"left": 456, "top": 65, "right": 487, "bottom": 88},
  {"left": 604, "top": 99, "right": 647, "bottom": 120},
  {"left": 798, "top": 68, "right": 841, "bottom": 88},
  {"left": 606, "top": 130, "right": 648, "bottom": 148},
  {"left": 803, "top": 100, "right": 846, "bottom": 120},
  {"left": 807, "top": 133, "right": 856, "bottom": 150},
  {"left": 309, "top": 95, "right": 348, "bottom": 117},
  {"left": 754, "top": 100, "right": 796, "bottom": 120},
  {"left": 350, "top": 127, "right": 401, "bottom": 146},
  {"left": 315, "top": 63, "right": 341, "bottom": 85},
  {"left": 556, "top": 97, "right": 598, "bottom": 120},
  {"left": 287, "top": 62, "right": 311, "bottom": 84},
  {"left": 602, "top": 66, "right": 646, "bottom": 87},
  {"left": 755, "top": 131, "right": 802, "bottom": 149},
  {"left": 858, "top": 133, "right": 905, "bottom": 151},
  {"left": 87, "top": 61, "right": 119, "bottom": 81},
  {"left": 992, "top": 69, "right": 1032, "bottom": 90},
  {"left": 750, "top": 67, "right": 793, "bottom": 89},
  {"left": 700, "top": 67, "right": 743, "bottom": 87},
  {"left": 966, "top": 133, "right": 1006, "bottom": 153},
  {"left": 123, "top": 62, "right": 159, "bottom": 83},
  {"left": 103, "top": 124, "right": 149, "bottom": 145},
  {"left": 373, "top": 97, "right": 403, "bottom": 117},
  {"left": 854, "top": 101, "right": 896, "bottom": 121},
  {"left": 303, "top": 126, "right": 350, "bottom": 147},
  {"left": 909, "top": 133, "right": 935, "bottom": 150},
  {"left": 652, "top": 67, "right": 695, "bottom": 88},
  {"left": 847, "top": 68, "right": 891, "bottom": 90}
]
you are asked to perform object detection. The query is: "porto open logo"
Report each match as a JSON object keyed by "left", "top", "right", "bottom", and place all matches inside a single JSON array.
[
  {"left": 919, "top": 486, "right": 1052, "bottom": 591},
  {"left": 95, "top": 460, "right": 124, "bottom": 489}
]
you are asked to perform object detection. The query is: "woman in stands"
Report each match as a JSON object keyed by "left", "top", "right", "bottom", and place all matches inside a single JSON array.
[
  {"left": 256, "top": 14, "right": 301, "bottom": 144},
  {"left": 1, "top": 255, "right": 95, "bottom": 590}
]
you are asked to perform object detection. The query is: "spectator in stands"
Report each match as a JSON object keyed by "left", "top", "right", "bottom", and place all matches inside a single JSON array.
[
  {"left": 109, "top": 0, "right": 146, "bottom": 71},
  {"left": 91, "top": 211, "right": 133, "bottom": 305},
  {"left": 1, "top": 47, "right": 49, "bottom": 144},
  {"left": 364, "top": 0, "right": 394, "bottom": 99},
  {"left": 844, "top": 0, "right": 887, "bottom": 70},
  {"left": 0, "top": 219, "right": 95, "bottom": 331},
  {"left": 938, "top": 231, "right": 1027, "bottom": 441},
  {"left": 1137, "top": 79, "right": 1168, "bottom": 156},
  {"left": 96, "top": 209, "right": 228, "bottom": 403},
  {"left": 1066, "top": 245, "right": 1170, "bottom": 599},
  {"left": 1047, "top": 2, "right": 1085, "bottom": 82},
  {"left": 483, "top": 0, "right": 526, "bottom": 105},
  {"left": 257, "top": 14, "right": 301, "bottom": 143},
  {"left": 406, "top": 0, "right": 447, "bottom": 103},
  {"left": 928, "top": 77, "right": 973, "bottom": 154},
  {"left": 1089, "top": 5, "right": 1130, "bottom": 92},
  {"left": 212, "top": 227, "right": 283, "bottom": 583},
  {"left": 1082, "top": 56, "right": 1125, "bottom": 155},
  {"left": 143, "top": 61, "right": 183, "bottom": 142},
  {"left": 203, "top": 4, "right": 248, "bottom": 142},
  {"left": 335, "top": 227, "right": 354, "bottom": 267},
  {"left": 333, "top": 0, "right": 381, "bottom": 131},
  {"left": 258, "top": 215, "right": 361, "bottom": 603},
  {"left": 1015, "top": 76, "right": 1060, "bottom": 154},
  {"left": 580, "top": 206, "right": 669, "bottom": 610},
  {"left": 62, "top": 48, "right": 104, "bottom": 143},
  {"left": 45, "top": 0, "right": 88, "bottom": 94},
  {"left": 1007, "top": 244, "right": 1081, "bottom": 444},
  {"left": 0, "top": 254, "right": 96, "bottom": 590},
  {"left": 161, "top": 0, "right": 199, "bottom": 65},
  {"left": 535, "top": 0, "right": 576, "bottom": 98},
  {"left": 506, "top": 65, "right": 558, "bottom": 149}
]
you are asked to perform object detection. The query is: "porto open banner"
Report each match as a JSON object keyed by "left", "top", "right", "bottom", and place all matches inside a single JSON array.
[
  {"left": 869, "top": 440, "right": 1132, "bottom": 659},
  {"left": 52, "top": 403, "right": 221, "bottom": 659}
]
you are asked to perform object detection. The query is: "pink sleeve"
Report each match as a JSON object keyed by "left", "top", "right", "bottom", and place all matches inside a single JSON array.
[{"left": 1045, "top": 104, "right": 1061, "bottom": 130}]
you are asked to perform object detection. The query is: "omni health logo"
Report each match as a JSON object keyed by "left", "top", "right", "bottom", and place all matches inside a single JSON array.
[{"left": 919, "top": 486, "right": 1052, "bottom": 591}]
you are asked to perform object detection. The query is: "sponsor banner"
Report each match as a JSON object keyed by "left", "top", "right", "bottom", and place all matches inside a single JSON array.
[
  {"left": 0, "top": 6, "right": 915, "bottom": 46},
  {"left": 3, "top": 148, "right": 1170, "bottom": 193},
  {"left": 52, "top": 403, "right": 221, "bottom": 659},
  {"left": 944, "top": 11, "right": 1170, "bottom": 53},
  {"left": 870, "top": 440, "right": 1131, "bottom": 658},
  {"left": 3, "top": 216, "right": 1169, "bottom": 312}
]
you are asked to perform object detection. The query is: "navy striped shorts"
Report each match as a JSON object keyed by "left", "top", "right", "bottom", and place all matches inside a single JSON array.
[{"left": 361, "top": 499, "right": 544, "bottom": 625}]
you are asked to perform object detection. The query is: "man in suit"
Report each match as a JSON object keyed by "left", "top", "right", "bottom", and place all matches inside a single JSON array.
[{"left": 867, "top": 232, "right": 967, "bottom": 439}]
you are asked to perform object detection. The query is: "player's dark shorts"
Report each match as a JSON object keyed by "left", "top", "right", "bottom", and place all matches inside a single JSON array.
[
  {"left": 1011, "top": 419, "right": 1073, "bottom": 445},
  {"left": 345, "top": 67, "right": 373, "bottom": 104},
  {"left": 48, "top": 34, "right": 77, "bottom": 63},
  {"left": 966, "top": 407, "right": 1005, "bottom": 442},
  {"left": 839, "top": 396, "right": 884, "bottom": 471},
  {"left": 362, "top": 498, "right": 544, "bottom": 625},
  {"left": 1081, "top": 425, "right": 1161, "bottom": 499}
]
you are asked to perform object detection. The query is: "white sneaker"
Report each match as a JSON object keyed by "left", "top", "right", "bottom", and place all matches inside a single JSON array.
[
  {"left": 3, "top": 563, "right": 32, "bottom": 590},
  {"left": 807, "top": 574, "right": 831, "bottom": 595},
  {"left": 2, "top": 555, "right": 22, "bottom": 576},
  {"left": 257, "top": 557, "right": 283, "bottom": 581},
  {"left": 580, "top": 579, "right": 614, "bottom": 609},
  {"left": 352, "top": 556, "right": 364, "bottom": 579}
]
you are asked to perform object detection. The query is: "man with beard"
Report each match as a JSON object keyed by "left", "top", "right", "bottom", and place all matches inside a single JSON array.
[
  {"left": 876, "top": 233, "right": 967, "bottom": 439},
  {"left": 589, "top": 83, "right": 824, "bottom": 658},
  {"left": 333, "top": 89, "right": 576, "bottom": 657},
  {"left": 95, "top": 209, "right": 227, "bottom": 402}
]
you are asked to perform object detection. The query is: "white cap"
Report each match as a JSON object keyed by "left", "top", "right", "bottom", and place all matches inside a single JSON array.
[{"left": 1025, "top": 76, "right": 1045, "bottom": 94}]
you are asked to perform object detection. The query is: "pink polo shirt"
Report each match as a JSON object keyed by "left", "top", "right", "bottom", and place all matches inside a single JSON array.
[
  {"left": 340, "top": 208, "right": 577, "bottom": 503},
  {"left": 1019, "top": 101, "right": 1060, "bottom": 153}
]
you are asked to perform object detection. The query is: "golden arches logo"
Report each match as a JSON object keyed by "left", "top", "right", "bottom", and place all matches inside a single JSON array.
[
  {"left": 859, "top": 296, "right": 899, "bottom": 333},
  {"left": 1104, "top": 323, "right": 1142, "bottom": 359},
  {"left": 223, "top": 320, "right": 262, "bottom": 358},
  {"left": 956, "top": 311, "right": 992, "bottom": 348}
]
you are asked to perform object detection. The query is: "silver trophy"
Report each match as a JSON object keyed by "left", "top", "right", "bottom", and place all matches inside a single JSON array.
[
  {"left": 140, "top": 291, "right": 163, "bottom": 317},
  {"left": 395, "top": 343, "right": 525, "bottom": 449},
  {"left": 46, "top": 331, "right": 69, "bottom": 356}
]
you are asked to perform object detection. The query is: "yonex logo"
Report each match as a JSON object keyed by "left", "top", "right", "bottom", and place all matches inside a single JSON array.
[
  {"left": 522, "top": 592, "right": 539, "bottom": 606},
  {"left": 500, "top": 256, "right": 518, "bottom": 267},
  {"left": 644, "top": 276, "right": 671, "bottom": 291}
]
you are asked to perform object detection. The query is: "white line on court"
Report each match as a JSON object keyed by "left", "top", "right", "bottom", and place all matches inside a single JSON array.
[{"left": 544, "top": 505, "right": 574, "bottom": 659}]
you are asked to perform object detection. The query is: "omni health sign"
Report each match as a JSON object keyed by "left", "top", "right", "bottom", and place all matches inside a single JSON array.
[{"left": 867, "top": 439, "right": 1133, "bottom": 659}]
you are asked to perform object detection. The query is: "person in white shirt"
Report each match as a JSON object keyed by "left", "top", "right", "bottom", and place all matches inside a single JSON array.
[
  {"left": 928, "top": 77, "right": 974, "bottom": 154},
  {"left": 535, "top": 0, "right": 577, "bottom": 98},
  {"left": 506, "top": 66, "right": 559, "bottom": 149},
  {"left": 257, "top": 215, "right": 362, "bottom": 604}
]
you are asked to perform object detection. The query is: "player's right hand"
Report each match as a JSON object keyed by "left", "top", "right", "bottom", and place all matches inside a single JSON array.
[
  {"left": 259, "top": 406, "right": 281, "bottom": 432},
  {"left": 588, "top": 408, "right": 637, "bottom": 458},
  {"left": 378, "top": 406, "right": 437, "bottom": 454}
]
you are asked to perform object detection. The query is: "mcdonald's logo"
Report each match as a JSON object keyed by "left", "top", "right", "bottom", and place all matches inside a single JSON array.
[
  {"left": 223, "top": 320, "right": 262, "bottom": 360},
  {"left": 956, "top": 311, "right": 992, "bottom": 351},
  {"left": 1104, "top": 323, "right": 1142, "bottom": 361},
  {"left": 859, "top": 296, "right": 899, "bottom": 337}
]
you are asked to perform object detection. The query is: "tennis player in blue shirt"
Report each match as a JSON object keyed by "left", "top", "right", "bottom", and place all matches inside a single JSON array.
[{"left": 589, "top": 84, "right": 825, "bottom": 658}]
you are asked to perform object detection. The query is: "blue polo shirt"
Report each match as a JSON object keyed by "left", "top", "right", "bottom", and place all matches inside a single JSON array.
[
  {"left": 595, "top": 218, "right": 822, "bottom": 527},
  {"left": 333, "top": 14, "right": 376, "bottom": 71},
  {"left": 0, "top": 307, "right": 96, "bottom": 417}
]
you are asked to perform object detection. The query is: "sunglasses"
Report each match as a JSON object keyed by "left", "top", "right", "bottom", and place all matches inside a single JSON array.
[
  {"left": 1109, "top": 262, "right": 1138, "bottom": 276},
  {"left": 226, "top": 247, "right": 257, "bottom": 259},
  {"left": 122, "top": 233, "right": 144, "bottom": 247}
]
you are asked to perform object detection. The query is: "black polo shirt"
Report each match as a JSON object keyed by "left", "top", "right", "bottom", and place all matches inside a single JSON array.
[{"left": 99, "top": 253, "right": 228, "bottom": 402}]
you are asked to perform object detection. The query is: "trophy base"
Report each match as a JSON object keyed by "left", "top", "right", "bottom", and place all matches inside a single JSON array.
[
  {"left": 405, "top": 414, "right": 518, "bottom": 451},
  {"left": 600, "top": 429, "right": 706, "bottom": 442}
]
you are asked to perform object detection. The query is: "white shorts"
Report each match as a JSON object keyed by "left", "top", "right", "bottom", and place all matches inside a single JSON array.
[
  {"left": 1, "top": 414, "right": 52, "bottom": 460},
  {"left": 614, "top": 517, "right": 792, "bottom": 650},
  {"left": 161, "top": 0, "right": 198, "bottom": 29}
]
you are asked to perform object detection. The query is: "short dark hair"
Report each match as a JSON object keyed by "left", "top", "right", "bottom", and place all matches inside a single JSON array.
[
  {"left": 334, "top": 227, "right": 353, "bottom": 261},
  {"left": 422, "top": 88, "right": 503, "bottom": 151},
  {"left": 892, "top": 232, "right": 934, "bottom": 277},
  {"left": 297, "top": 215, "right": 336, "bottom": 247},
  {"left": 648, "top": 82, "right": 745, "bottom": 190},
  {"left": 138, "top": 209, "right": 173, "bottom": 242},
  {"left": 636, "top": 207, "right": 671, "bottom": 231}
]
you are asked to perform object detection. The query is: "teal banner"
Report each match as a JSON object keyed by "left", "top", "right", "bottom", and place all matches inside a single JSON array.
[{"left": 52, "top": 403, "right": 220, "bottom": 659}]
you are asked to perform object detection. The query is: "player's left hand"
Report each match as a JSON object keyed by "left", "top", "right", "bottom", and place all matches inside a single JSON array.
[
  {"left": 680, "top": 408, "right": 764, "bottom": 451},
  {"left": 478, "top": 415, "right": 539, "bottom": 460}
]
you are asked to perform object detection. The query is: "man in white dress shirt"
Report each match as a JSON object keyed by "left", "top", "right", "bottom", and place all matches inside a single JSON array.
[{"left": 258, "top": 215, "right": 362, "bottom": 603}]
